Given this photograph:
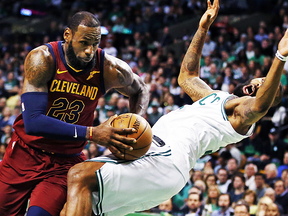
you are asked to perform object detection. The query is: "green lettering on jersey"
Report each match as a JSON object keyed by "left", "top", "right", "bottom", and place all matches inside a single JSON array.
[{"left": 199, "top": 93, "right": 220, "bottom": 105}]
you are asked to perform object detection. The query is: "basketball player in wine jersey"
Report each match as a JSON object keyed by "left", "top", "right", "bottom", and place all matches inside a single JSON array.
[
  {"left": 0, "top": 12, "right": 149, "bottom": 216},
  {"left": 62, "top": 0, "right": 286, "bottom": 215}
]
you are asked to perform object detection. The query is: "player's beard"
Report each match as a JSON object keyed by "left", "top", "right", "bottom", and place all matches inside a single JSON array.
[{"left": 66, "top": 41, "right": 96, "bottom": 71}]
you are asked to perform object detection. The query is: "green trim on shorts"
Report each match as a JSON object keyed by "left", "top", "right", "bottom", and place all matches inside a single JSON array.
[{"left": 95, "top": 169, "right": 104, "bottom": 216}]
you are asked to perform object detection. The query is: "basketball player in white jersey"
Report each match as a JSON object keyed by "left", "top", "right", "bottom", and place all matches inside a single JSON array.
[{"left": 61, "top": 0, "right": 288, "bottom": 215}]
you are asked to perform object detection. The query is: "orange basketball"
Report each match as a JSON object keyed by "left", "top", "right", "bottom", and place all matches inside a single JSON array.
[{"left": 110, "top": 113, "right": 152, "bottom": 160}]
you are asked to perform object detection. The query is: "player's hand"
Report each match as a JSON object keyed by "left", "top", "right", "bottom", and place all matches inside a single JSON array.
[
  {"left": 91, "top": 115, "right": 136, "bottom": 155},
  {"left": 278, "top": 29, "right": 288, "bottom": 56},
  {"left": 199, "top": 0, "right": 219, "bottom": 30}
]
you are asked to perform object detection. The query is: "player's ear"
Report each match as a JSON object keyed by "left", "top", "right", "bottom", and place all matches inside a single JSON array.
[{"left": 63, "top": 28, "right": 72, "bottom": 43}]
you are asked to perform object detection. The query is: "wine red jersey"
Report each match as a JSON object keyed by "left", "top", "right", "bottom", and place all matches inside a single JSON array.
[{"left": 13, "top": 41, "right": 105, "bottom": 154}]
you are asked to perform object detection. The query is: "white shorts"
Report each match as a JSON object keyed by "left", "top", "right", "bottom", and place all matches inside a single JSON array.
[{"left": 88, "top": 138, "right": 186, "bottom": 216}]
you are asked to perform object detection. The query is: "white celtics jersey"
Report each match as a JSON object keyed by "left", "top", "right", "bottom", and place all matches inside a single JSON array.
[{"left": 152, "top": 91, "right": 254, "bottom": 180}]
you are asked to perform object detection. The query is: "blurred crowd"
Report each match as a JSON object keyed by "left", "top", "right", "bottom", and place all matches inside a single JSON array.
[{"left": 1, "top": 0, "right": 288, "bottom": 216}]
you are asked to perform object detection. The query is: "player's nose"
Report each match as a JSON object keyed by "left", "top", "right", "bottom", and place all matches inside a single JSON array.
[{"left": 84, "top": 45, "right": 94, "bottom": 56}]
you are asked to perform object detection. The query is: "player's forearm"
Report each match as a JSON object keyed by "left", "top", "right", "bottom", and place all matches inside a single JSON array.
[
  {"left": 179, "top": 27, "right": 208, "bottom": 79},
  {"left": 255, "top": 57, "right": 284, "bottom": 111},
  {"left": 22, "top": 92, "right": 87, "bottom": 141},
  {"left": 116, "top": 75, "right": 149, "bottom": 116},
  {"left": 129, "top": 85, "right": 149, "bottom": 116}
]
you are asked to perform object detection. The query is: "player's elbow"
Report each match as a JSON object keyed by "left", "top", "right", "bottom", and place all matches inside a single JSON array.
[
  {"left": 23, "top": 117, "right": 41, "bottom": 136},
  {"left": 24, "top": 123, "right": 40, "bottom": 136}
]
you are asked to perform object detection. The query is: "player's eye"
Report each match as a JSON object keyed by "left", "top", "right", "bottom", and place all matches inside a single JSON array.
[
  {"left": 93, "top": 42, "right": 98, "bottom": 47},
  {"left": 80, "top": 41, "right": 88, "bottom": 46}
]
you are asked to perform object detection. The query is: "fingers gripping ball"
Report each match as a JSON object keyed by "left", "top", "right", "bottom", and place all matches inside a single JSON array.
[{"left": 111, "top": 113, "right": 152, "bottom": 160}]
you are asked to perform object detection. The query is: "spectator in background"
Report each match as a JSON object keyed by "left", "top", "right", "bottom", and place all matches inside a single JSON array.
[
  {"left": 255, "top": 173, "right": 267, "bottom": 201},
  {"left": 261, "top": 39, "right": 274, "bottom": 57},
  {"left": 217, "top": 168, "right": 231, "bottom": 193},
  {"left": 237, "top": 65, "right": 253, "bottom": 84},
  {"left": 115, "top": 98, "right": 129, "bottom": 115},
  {"left": 255, "top": 196, "right": 273, "bottom": 216},
  {"left": 265, "top": 163, "right": 280, "bottom": 188},
  {"left": 221, "top": 66, "right": 234, "bottom": 92},
  {"left": 201, "top": 55, "right": 213, "bottom": 79},
  {"left": 229, "top": 173, "right": 246, "bottom": 205},
  {"left": 4, "top": 72, "right": 19, "bottom": 97},
  {"left": 0, "top": 106, "right": 16, "bottom": 129},
  {"left": 203, "top": 185, "right": 221, "bottom": 216},
  {"left": 212, "top": 193, "right": 234, "bottom": 216},
  {"left": 264, "top": 188, "right": 284, "bottom": 215},
  {"left": 244, "top": 163, "right": 257, "bottom": 191},
  {"left": 103, "top": 39, "right": 117, "bottom": 57},
  {"left": 147, "top": 100, "right": 163, "bottom": 126},
  {"left": 0, "top": 79, "right": 9, "bottom": 99},
  {"left": 180, "top": 192, "right": 204, "bottom": 216},
  {"left": 163, "top": 94, "right": 179, "bottom": 114},
  {"left": 227, "top": 157, "right": 239, "bottom": 179},
  {"left": 246, "top": 41, "right": 255, "bottom": 61},
  {"left": 0, "top": 143, "right": 6, "bottom": 161},
  {"left": 266, "top": 203, "right": 280, "bottom": 216},
  {"left": 274, "top": 180, "right": 288, "bottom": 214},
  {"left": 208, "top": 63, "right": 219, "bottom": 87},
  {"left": 255, "top": 27, "right": 269, "bottom": 43},
  {"left": 96, "top": 97, "right": 108, "bottom": 123},
  {"left": 160, "top": 26, "right": 174, "bottom": 47},
  {"left": 261, "top": 128, "right": 287, "bottom": 166},
  {"left": 0, "top": 124, "right": 12, "bottom": 144},
  {"left": 202, "top": 33, "right": 216, "bottom": 57},
  {"left": 277, "top": 151, "right": 288, "bottom": 178},
  {"left": 88, "top": 142, "right": 98, "bottom": 159},
  {"left": 234, "top": 200, "right": 250, "bottom": 216},
  {"left": 243, "top": 190, "right": 258, "bottom": 215}
]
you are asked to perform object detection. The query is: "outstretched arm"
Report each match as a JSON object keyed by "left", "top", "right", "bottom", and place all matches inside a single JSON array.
[
  {"left": 103, "top": 53, "right": 149, "bottom": 116},
  {"left": 234, "top": 30, "right": 288, "bottom": 129},
  {"left": 178, "top": 0, "right": 219, "bottom": 102}
]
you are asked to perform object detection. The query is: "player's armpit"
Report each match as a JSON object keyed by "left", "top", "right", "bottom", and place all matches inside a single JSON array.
[
  {"left": 23, "top": 45, "right": 55, "bottom": 93},
  {"left": 179, "top": 77, "right": 214, "bottom": 102},
  {"left": 234, "top": 97, "right": 267, "bottom": 127}
]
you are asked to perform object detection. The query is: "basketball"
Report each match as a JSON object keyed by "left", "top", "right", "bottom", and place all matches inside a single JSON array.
[{"left": 111, "top": 113, "right": 152, "bottom": 160}]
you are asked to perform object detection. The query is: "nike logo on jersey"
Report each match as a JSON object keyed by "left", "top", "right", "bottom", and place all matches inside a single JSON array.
[
  {"left": 73, "top": 127, "right": 77, "bottom": 138},
  {"left": 57, "top": 69, "right": 68, "bottom": 74},
  {"left": 86, "top": 70, "right": 100, "bottom": 80}
]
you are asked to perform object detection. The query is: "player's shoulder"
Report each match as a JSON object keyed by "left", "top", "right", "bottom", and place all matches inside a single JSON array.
[
  {"left": 103, "top": 52, "right": 133, "bottom": 81},
  {"left": 26, "top": 45, "right": 54, "bottom": 64}
]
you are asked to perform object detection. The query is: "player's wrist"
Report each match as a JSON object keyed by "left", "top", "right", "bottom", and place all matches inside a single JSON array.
[
  {"left": 275, "top": 50, "right": 287, "bottom": 62},
  {"left": 86, "top": 127, "right": 93, "bottom": 140}
]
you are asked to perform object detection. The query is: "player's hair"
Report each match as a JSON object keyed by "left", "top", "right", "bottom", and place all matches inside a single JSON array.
[{"left": 68, "top": 11, "right": 100, "bottom": 34}]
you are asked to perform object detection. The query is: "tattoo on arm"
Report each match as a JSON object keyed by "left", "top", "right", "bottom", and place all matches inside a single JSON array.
[
  {"left": 181, "top": 28, "right": 208, "bottom": 76},
  {"left": 24, "top": 48, "right": 54, "bottom": 92},
  {"left": 181, "top": 77, "right": 211, "bottom": 101}
]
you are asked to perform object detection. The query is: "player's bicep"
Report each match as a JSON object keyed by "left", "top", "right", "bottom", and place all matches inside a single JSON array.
[
  {"left": 179, "top": 77, "right": 214, "bottom": 102},
  {"left": 23, "top": 46, "right": 54, "bottom": 93},
  {"left": 115, "top": 73, "right": 145, "bottom": 97},
  {"left": 103, "top": 53, "right": 133, "bottom": 91}
]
